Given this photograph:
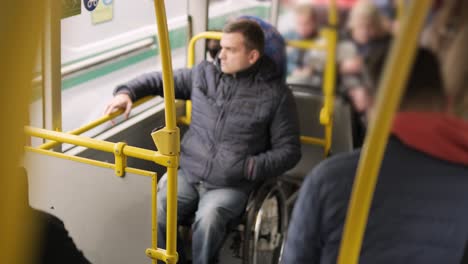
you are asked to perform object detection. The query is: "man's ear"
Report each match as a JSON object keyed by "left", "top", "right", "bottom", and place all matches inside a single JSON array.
[{"left": 248, "top": 49, "right": 260, "bottom": 65}]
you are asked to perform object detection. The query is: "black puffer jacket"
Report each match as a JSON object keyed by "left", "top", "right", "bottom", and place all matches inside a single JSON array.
[{"left": 115, "top": 56, "right": 301, "bottom": 191}]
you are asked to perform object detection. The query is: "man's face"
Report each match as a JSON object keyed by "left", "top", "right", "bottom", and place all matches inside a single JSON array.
[
  {"left": 295, "top": 13, "right": 317, "bottom": 39},
  {"left": 352, "top": 18, "right": 379, "bottom": 45},
  {"left": 218, "top": 32, "right": 258, "bottom": 74}
]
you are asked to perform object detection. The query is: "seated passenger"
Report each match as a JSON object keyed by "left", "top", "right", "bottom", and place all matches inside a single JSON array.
[
  {"left": 284, "top": 2, "right": 325, "bottom": 83},
  {"left": 281, "top": 47, "right": 468, "bottom": 264},
  {"left": 338, "top": 0, "right": 391, "bottom": 147},
  {"left": 104, "top": 19, "right": 301, "bottom": 264},
  {"left": 339, "top": 0, "right": 391, "bottom": 61},
  {"left": 338, "top": 0, "right": 390, "bottom": 96}
]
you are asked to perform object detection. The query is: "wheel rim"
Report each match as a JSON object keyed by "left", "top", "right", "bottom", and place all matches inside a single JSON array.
[{"left": 251, "top": 188, "right": 286, "bottom": 264}]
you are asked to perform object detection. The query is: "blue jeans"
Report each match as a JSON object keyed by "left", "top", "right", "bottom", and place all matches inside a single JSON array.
[{"left": 157, "top": 170, "right": 248, "bottom": 264}]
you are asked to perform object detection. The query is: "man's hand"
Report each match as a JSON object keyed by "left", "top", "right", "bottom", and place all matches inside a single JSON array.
[
  {"left": 292, "top": 67, "right": 314, "bottom": 78},
  {"left": 348, "top": 87, "right": 370, "bottom": 113},
  {"left": 104, "top": 93, "right": 133, "bottom": 123},
  {"left": 340, "top": 56, "right": 363, "bottom": 74}
]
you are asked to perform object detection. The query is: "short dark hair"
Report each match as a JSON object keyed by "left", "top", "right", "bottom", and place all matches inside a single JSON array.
[
  {"left": 365, "top": 44, "right": 445, "bottom": 110},
  {"left": 223, "top": 19, "right": 265, "bottom": 55}
]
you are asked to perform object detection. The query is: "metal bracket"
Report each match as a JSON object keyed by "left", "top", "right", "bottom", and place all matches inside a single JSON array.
[
  {"left": 114, "top": 142, "right": 127, "bottom": 177},
  {"left": 146, "top": 248, "right": 179, "bottom": 264},
  {"left": 320, "top": 106, "right": 331, "bottom": 126},
  {"left": 151, "top": 127, "right": 180, "bottom": 157}
]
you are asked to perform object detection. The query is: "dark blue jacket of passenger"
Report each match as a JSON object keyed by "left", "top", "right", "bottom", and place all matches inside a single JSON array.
[
  {"left": 281, "top": 112, "right": 468, "bottom": 264},
  {"left": 114, "top": 56, "right": 301, "bottom": 191},
  {"left": 35, "top": 210, "right": 91, "bottom": 264}
]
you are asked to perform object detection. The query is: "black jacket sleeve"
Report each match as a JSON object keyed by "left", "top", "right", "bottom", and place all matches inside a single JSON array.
[
  {"left": 280, "top": 168, "right": 323, "bottom": 264},
  {"left": 36, "top": 210, "right": 91, "bottom": 264},
  {"left": 113, "top": 68, "right": 193, "bottom": 101},
  {"left": 247, "top": 88, "right": 302, "bottom": 181}
]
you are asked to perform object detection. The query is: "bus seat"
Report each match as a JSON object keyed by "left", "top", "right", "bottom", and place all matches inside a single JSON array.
[{"left": 285, "top": 83, "right": 354, "bottom": 181}]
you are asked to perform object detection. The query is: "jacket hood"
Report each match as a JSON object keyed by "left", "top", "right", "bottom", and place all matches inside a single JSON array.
[
  {"left": 392, "top": 112, "right": 468, "bottom": 166},
  {"left": 214, "top": 55, "right": 284, "bottom": 81}
]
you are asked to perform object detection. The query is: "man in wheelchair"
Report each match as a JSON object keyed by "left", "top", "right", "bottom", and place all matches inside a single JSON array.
[{"left": 105, "top": 19, "right": 301, "bottom": 264}]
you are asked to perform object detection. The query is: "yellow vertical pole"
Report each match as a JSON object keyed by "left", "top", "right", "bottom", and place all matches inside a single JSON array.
[
  {"left": 153, "top": 1, "right": 179, "bottom": 263},
  {"left": 165, "top": 167, "right": 178, "bottom": 263},
  {"left": 397, "top": 0, "right": 405, "bottom": 21},
  {"left": 321, "top": 0, "right": 337, "bottom": 156},
  {"left": 337, "top": 1, "right": 432, "bottom": 264},
  {"left": 152, "top": 175, "right": 158, "bottom": 264},
  {"left": 328, "top": 0, "right": 338, "bottom": 27},
  {"left": 0, "top": 1, "right": 44, "bottom": 264},
  {"left": 153, "top": 1, "right": 177, "bottom": 131}
]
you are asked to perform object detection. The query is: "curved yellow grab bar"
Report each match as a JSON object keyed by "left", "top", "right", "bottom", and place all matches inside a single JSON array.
[
  {"left": 187, "top": 31, "right": 222, "bottom": 68},
  {"left": 178, "top": 32, "right": 223, "bottom": 126},
  {"left": 337, "top": 1, "right": 433, "bottom": 263}
]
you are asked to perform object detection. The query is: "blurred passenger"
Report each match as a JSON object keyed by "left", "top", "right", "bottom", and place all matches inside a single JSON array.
[
  {"left": 205, "top": 29, "right": 222, "bottom": 63},
  {"left": 442, "top": 25, "right": 468, "bottom": 119},
  {"left": 285, "top": 2, "right": 324, "bottom": 82},
  {"left": 206, "top": 38, "right": 221, "bottom": 62},
  {"left": 339, "top": 0, "right": 390, "bottom": 59},
  {"left": 104, "top": 19, "right": 300, "bottom": 264},
  {"left": 372, "top": 0, "right": 401, "bottom": 33},
  {"left": 338, "top": 0, "right": 391, "bottom": 147},
  {"left": 425, "top": 0, "right": 468, "bottom": 119},
  {"left": 281, "top": 47, "right": 468, "bottom": 264}
]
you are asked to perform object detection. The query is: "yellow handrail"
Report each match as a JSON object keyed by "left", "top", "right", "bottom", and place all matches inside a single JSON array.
[
  {"left": 337, "top": 1, "right": 433, "bottom": 263},
  {"left": 25, "top": 126, "right": 176, "bottom": 169},
  {"left": 147, "top": 1, "right": 180, "bottom": 264},
  {"left": 25, "top": 146, "right": 156, "bottom": 177},
  {"left": 38, "top": 96, "right": 154, "bottom": 150},
  {"left": 300, "top": 136, "right": 325, "bottom": 146},
  {"left": 320, "top": 27, "right": 338, "bottom": 156},
  {"left": 286, "top": 39, "right": 327, "bottom": 51},
  {"left": 296, "top": 0, "right": 337, "bottom": 156}
]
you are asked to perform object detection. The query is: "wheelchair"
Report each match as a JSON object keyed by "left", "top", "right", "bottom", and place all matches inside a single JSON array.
[
  {"left": 232, "top": 177, "right": 289, "bottom": 264},
  {"left": 178, "top": 176, "right": 289, "bottom": 264}
]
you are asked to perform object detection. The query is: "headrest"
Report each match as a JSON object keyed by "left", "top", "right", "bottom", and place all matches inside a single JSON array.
[{"left": 238, "top": 16, "right": 287, "bottom": 79}]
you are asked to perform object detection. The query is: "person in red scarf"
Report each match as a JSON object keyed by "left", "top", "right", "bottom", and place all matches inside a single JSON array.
[{"left": 281, "top": 45, "right": 468, "bottom": 264}]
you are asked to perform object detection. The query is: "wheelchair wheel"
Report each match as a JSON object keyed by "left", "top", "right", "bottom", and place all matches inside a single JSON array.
[{"left": 243, "top": 181, "right": 288, "bottom": 264}]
